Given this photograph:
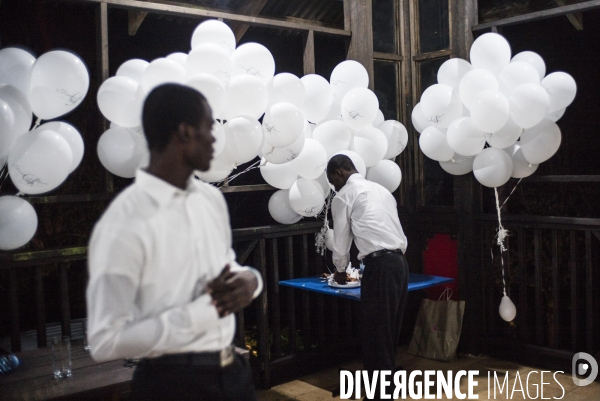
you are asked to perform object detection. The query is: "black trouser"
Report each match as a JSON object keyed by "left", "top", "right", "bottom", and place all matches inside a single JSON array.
[
  {"left": 130, "top": 353, "right": 256, "bottom": 401},
  {"left": 360, "top": 251, "right": 409, "bottom": 400}
]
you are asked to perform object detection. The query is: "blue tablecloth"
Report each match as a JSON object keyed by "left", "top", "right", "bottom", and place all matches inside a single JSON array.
[{"left": 278, "top": 273, "right": 453, "bottom": 301}]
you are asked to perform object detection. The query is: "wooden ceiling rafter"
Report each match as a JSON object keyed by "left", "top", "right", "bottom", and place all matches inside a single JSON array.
[
  {"left": 229, "top": 0, "right": 270, "bottom": 42},
  {"left": 555, "top": 0, "right": 583, "bottom": 30}
]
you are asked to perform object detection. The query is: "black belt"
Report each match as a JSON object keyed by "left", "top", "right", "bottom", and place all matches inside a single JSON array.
[
  {"left": 141, "top": 345, "right": 235, "bottom": 368},
  {"left": 364, "top": 249, "right": 403, "bottom": 260}
]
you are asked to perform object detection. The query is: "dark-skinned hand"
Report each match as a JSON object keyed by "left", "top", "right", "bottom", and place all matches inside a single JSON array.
[
  {"left": 333, "top": 271, "right": 347, "bottom": 285},
  {"left": 207, "top": 264, "right": 259, "bottom": 318}
]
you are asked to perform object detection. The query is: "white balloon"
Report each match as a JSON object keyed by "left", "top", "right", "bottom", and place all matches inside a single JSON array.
[
  {"left": 36, "top": 122, "right": 84, "bottom": 172},
  {"left": 541, "top": 72, "right": 577, "bottom": 113},
  {"left": 288, "top": 178, "right": 325, "bottom": 217},
  {"left": 379, "top": 120, "right": 408, "bottom": 159},
  {"left": 351, "top": 126, "right": 388, "bottom": 167},
  {"left": 470, "top": 33, "right": 511, "bottom": 76},
  {"left": 166, "top": 52, "right": 188, "bottom": 67},
  {"left": 498, "top": 61, "right": 540, "bottom": 97},
  {"left": 226, "top": 75, "right": 268, "bottom": 120},
  {"left": 511, "top": 51, "right": 546, "bottom": 80},
  {"left": 520, "top": 119, "right": 561, "bottom": 164},
  {"left": 224, "top": 116, "right": 262, "bottom": 164},
  {"left": 260, "top": 159, "right": 298, "bottom": 189},
  {"left": 291, "top": 138, "right": 328, "bottom": 179},
  {"left": 312, "top": 120, "right": 352, "bottom": 158},
  {"left": 509, "top": 83, "right": 550, "bottom": 129},
  {"left": 116, "top": 59, "right": 149, "bottom": 85},
  {"left": 319, "top": 101, "right": 342, "bottom": 124},
  {"left": 459, "top": 69, "right": 499, "bottom": 110},
  {"left": 9, "top": 130, "right": 73, "bottom": 194},
  {"left": 0, "top": 196, "right": 37, "bottom": 250},
  {"left": 330, "top": 60, "right": 369, "bottom": 104},
  {"left": 141, "top": 58, "right": 186, "bottom": 94},
  {"left": 420, "top": 85, "right": 463, "bottom": 129},
  {"left": 437, "top": 58, "right": 473, "bottom": 90},
  {"left": 304, "top": 120, "right": 314, "bottom": 139},
  {"left": 470, "top": 90, "right": 510, "bottom": 133},
  {"left": 267, "top": 73, "right": 305, "bottom": 108},
  {"left": 97, "top": 76, "right": 144, "bottom": 128},
  {"left": 439, "top": 153, "right": 475, "bottom": 175},
  {"left": 301, "top": 74, "right": 333, "bottom": 124},
  {"left": 185, "top": 74, "right": 226, "bottom": 118},
  {"left": 419, "top": 126, "right": 454, "bottom": 162},
  {"left": 546, "top": 108, "right": 565, "bottom": 122},
  {"left": 499, "top": 295, "right": 517, "bottom": 322},
  {"left": 504, "top": 143, "right": 538, "bottom": 178},
  {"left": 473, "top": 147, "right": 513, "bottom": 188},
  {"left": 446, "top": 117, "right": 486, "bottom": 156},
  {"left": 366, "top": 159, "right": 401, "bottom": 193},
  {"left": 196, "top": 151, "right": 235, "bottom": 183},
  {"left": 97, "top": 126, "right": 147, "bottom": 178},
  {"left": 373, "top": 110, "right": 385, "bottom": 127},
  {"left": 29, "top": 50, "right": 89, "bottom": 120},
  {"left": 186, "top": 44, "right": 233, "bottom": 85},
  {"left": 263, "top": 102, "right": 304, "bottom": 148},
  {"left": 411, "top": 103, "right": 432, "bottom": 134},
  {"left": 262, "top": 132, "right": 305, "bottom": 164},
  {"left": 487, "top": 116, "right": 522, "bottom": 149},
  {"left": 231, "top": 43, "right": 275, "bottom": 84},
  {"left": 191, "top": 20, "right": 236, "bottom": 54},
  {"left": 341, "top": 87, "right": 379, "bottom": 130},
  {"left": 269, "top": 189, "right": 302, "bottom": 224},
  {"left": 316, "top": 171, "right": 332, "bottom": 198},
  {"left": 325, "top": 228, "right": 334, "bottom": 251},
  {"left": 211, "top": 121, "right": 226, "bottom": 158},
  {"left": 332, "top": 150, "right": 367, "bottom": 177},
  {"left": 0, "top": 85, "right": 33, "bottom": 158},
  {"left": 0, "top": 48, "right": 36, "bottom": 96}
]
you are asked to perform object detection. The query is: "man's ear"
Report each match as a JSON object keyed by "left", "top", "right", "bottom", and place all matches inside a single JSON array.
[{"left": 176, "top": 122, "right": 193, "bottom": 143}]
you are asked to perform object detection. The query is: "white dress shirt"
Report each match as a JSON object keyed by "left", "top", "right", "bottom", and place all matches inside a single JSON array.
[
  {"left": 86, "top": 169, "right": 263, "bottom": 362},
  {"left": 331, "top": 173, "right": 408, "bottom": 272}
]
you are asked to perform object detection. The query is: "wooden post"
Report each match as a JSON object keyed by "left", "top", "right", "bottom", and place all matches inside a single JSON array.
[
  {"left": 35, "top": 267, "right": 47, "bottom": 348},
  {"left": 96, "top": 2, "right": 113, "bottom": 193},
  {"left": 9, "top": 269, "right": 20, "bottom": 352},
  {"left": 343, "top": 0, "right": 374, "bottom": 89},
  {"left": 254, "top": 239, "right": 269, "bottom": 388},
  {"left": 303, "top": 30, "right": 315, "bottom": 75}
]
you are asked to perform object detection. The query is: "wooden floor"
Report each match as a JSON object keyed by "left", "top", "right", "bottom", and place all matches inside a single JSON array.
[{"left": 256, "top": 346, "right": 600, "bottom": 400}]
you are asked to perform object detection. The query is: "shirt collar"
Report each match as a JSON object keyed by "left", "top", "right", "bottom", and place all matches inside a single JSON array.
[
  {"left": 337, "top": 173, "right": 362, "bottom": 196},
  {"left": 135, "top": 169, "right": 198, "bottom": 208}
]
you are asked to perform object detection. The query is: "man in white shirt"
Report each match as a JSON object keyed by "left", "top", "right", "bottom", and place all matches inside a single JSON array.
[
  {"left": 86, "top": 84, "right": 263, "bottom": 401},
  {"left": 327, "top": 154, "right": 408, "bottom": 400}
]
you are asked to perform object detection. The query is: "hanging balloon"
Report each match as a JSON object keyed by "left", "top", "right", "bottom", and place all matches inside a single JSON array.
[
  {"left": 191, "top": 19, "right": 236, "bottom": 54},
  {"left": 312, "top": 120, "right": 352, "bottom": 159},
  {"left": 319, "top": 101, "right": 342, "bottom": 124},
  {"left": 0, "top": 196, "right": 38, "bottom": 251},
  {"left": 141, "top": 58, "right": 186, "bottom": 94},
  {"left": 470, "top": 90, "right": 510, "bottom": 133},
  {"left": 419, "top": 126, "right": 454, "bottom": 162},
  {"left": 315, "top": 171, "right": 332, "bottom": 198},
  {"left": 437, "top": 58, "right": 473, "bottom": 90},
  {"left": 9, "top": 130, "right": 73, "bottom": 194},
  {"left": 469, "top": 32, "right": 511, "bottom": 76},
  {"left": 301, "top": 74, "right": 334, "bottom": 124},
  {"left": 411, "top": 103, "right": 432, "bottom": 134},
  {"left": 186, "top": 43, "right": 233, "bottom": 85},
  {"left": 540, "top": 72, "right": 577, "bottom": 113},
  {"left": 290, "top": 138, "right": 328, "bottom": 180},
  {"left": 223, "top": 116, "right": 262, "bottom": 164},
  {"left": 472, "top": 147, "right": 513, "bottom": 188},
  {"left": 97, "top": 76, "right": 144, "bottom": 128},
  {"left": 303, "top": 120, "right": 314, "bottom": 139},
  {"left": 267, "top": 73, "right": 305, "bottom": 108},
  {"left": 498, "top": 61, "right": 540, "bottom": 97},
  {"left": 186, "top": 73, "right": 226, "bottom": 118},
  {"left": 446, "top": 117, "right": 486, "bottom": 157},
  {"left": 166, "top": 52, "right": 188, "bottom": 68},
  {"left": 341, "top": 87, "right": 379, "bottom": 130},
  {"left": 196, "top": 151, "right": 235, "bottom": 183},
  {"left": 231, "top": 43, "right": 275, "bottom": 84},
  {"left": 28, "top": 50, "right": 89, "bottom": 120},
  {"left": 487, "top": 116, "right": 522, "bottom": 149},
  {"left": 458, "top": 69, "right": 499, "bottom": 110},
  {"left": 509, "top": 83, "right": 550, "bottom": 129},
  {"left": 439, "top": 153, "right": 475, "bottom": 176},
  {"left": 378, "top": 120, "right": 408, "bottom": 159},
  {"left": 519, "top": 118, "right": 561, "bottom": 164},
  {"left": 97, "top": 126, "right": 147, "bottom": 178},
  {"left": 262, "top": 131, "right": 305, "bottom": 164},
  {"left": 330, "top": 60, "right": 369, "bottom": 104},
  {"left": 260, "top": 159, "right": 298, "bottom": 189},
  {"left": 0, "top": 84, "right": 33, "bottom": 159},
  {"left": 504, "top": 143, "right": 539, "bottom": 178},
  {"left": 268, "top": 189, "right": 302, "bottom": 224},
  {"left": 546, "top": 108, "right": 566, "bottom": 123},
  {"left": 226, "top": 75, "right": 268, "bottom": 120},
  {"left": 116, "top": 59, "right": 149, "bottom": 85},
  {"left": 351, "top": 126, "right": 388, "bottom": 167},
  {"left": 0, "top": 47, "right": 36, "bottom": 96},
  {"left": 211, "top": 121, "right": 226, "bottom": 159},
  {"left": 511, "top": 51, "right": 546, "bottom": 80},
  {"left": 366, "top": 159, "right": 402, "bottom": 193},
  {"left": 333, "top": 150, "right": 367, "bottom": 177},
  {"left": 36, "top": 121, "right": 84, "bottom": 173},
  {"left": 262, "top": 102, "right": 304, "bottom": 148},
  {"left": 325, "top": 228, "right": 334, "bottom": 251},
  {"left": 499, "top": 295, "right": 517, "bottom": 322},
  {"left": 288, "top": 178, "right": 325, "bottom": 217},
  {"left": 419, "top": 84, "right": 463, "bottom": 128}
]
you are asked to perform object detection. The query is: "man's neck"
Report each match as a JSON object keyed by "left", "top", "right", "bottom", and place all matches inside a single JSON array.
[{"left": 146, "top": 151, "right": 192, "bottom": 190}]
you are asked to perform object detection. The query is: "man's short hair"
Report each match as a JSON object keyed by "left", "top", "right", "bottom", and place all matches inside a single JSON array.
[
  {"left": 142, "top": 84, "right": 210, "bottom": 151},
  {"left": 327, "top": 154, "right": 357, "bottom": 175}
]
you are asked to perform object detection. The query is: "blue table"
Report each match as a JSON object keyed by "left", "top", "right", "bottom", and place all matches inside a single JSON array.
[{"left": 279, "top": 273, "right": 453, "bottom": 301}]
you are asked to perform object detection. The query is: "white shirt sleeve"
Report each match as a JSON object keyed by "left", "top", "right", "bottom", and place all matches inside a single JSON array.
[{"left": 331, "top": 197, "right": 353, "bottom": 272}]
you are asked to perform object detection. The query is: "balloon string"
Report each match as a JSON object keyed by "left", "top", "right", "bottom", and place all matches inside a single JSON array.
[
  {"left": 15, "top": 191, "right": 23, "bottom": 197},
  {"left": 32, "top": 118, "right": 42, "bottom": 130},
  {"left": 0, "top": 165, "right": 8, "bottom": 191},
  {"left": 216, "top": 159, "right": 261, "bottom": 187}
]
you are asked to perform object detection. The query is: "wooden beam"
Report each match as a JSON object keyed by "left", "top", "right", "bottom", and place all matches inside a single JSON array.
[
  {"left": 230, "top": 0, "right": 269, "bottom": 42},
  {"left": 303, "top": 30, "right": 315, "bottom": 75},
  {"left": 219, "top": 183, "right": 274, "bottom": 193},
  {"left": 373, "top": 52, "right": 403, "bottom": 62},
  {"left": 128, "top": 9, "right": 148, "bottom": 35},
  {"left": 555, "top": 0, "right": 583, "bottom": 30},
  {"left": 524, "top": 175, "right": 600, "bottom": 183},
  {"left": 472, "top": 0, "right": 600, "bottom": 31},
  {"left": 344, "top": 0, "right": 374, "bottom": 90},
  {"left": 412, "top": 49, "right": 453, "bottom": 62},
  {"left": 66, "top": 0, "right": 352, "bottom": 37}
]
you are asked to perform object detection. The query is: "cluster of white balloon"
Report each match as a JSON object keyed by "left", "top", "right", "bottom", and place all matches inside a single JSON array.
[
  {"left": 412, "top": 32, "right": 576, "bottom": 188},
  {"left": 0, "top": 48, "right": 89, "bottom": 250},
  {"left": 95, "top": 19, "right": 408, "bottom": 228}
]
